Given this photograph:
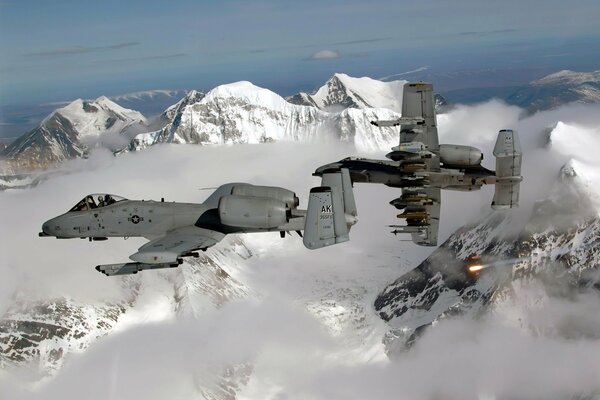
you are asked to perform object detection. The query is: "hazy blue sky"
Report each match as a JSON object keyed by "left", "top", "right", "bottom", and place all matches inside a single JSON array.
[{"left": 1, "top": 0, "right": 600, "bottom": 106}]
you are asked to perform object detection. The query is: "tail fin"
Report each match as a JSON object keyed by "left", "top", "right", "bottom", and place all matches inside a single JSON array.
[
  {"left": 321, "top": 168, "right": 357, "bottom": 217},
  {"left": 303, "top": 168, "right": 357, "bottom": 250},
  {"left": 492, "top": 129, "right": 523, "bottom": 209}
]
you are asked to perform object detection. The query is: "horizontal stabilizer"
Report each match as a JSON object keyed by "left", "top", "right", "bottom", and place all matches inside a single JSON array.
[
  {"left": 492, "top": 129, "right": 523, "bottom": 209},
  {"left": 492, "top": 181, "right": 521, "bottom": 210},
  {"left": 321, "top": 168, "right": 357, "bottom": 217}
]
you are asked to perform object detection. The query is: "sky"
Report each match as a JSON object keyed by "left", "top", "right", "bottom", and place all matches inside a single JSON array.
[
  {"left": 1, "top": 0, "right": 600, "bottom": 108},
  {"left": 2, "top": 100, "right": 600, "bottom": 398}
]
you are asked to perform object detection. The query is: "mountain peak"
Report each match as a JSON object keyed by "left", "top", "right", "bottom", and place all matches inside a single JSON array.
[
  {"left": 185, "top": 89, "right": 199, "bottom": 98},
  {"left": 329, "top": 72, "right": 351, "bottom": 83},
  {"left": 95, "top": 95, "right": 110, "bottom": 102},
  {"left": 204, "top": 81, "right": 288, "bottom": 108},
  {"left": 3, "top": 94, "right": 147, "bottom": 170},
  {"left": 559, "top": 158, "right": 600, "bottom": 201},
  {"left": 560, "top": 158, "right": 582, "bottom": 181},
  {"left": 533, "top": 69, "right": 600, "bottom": 86},
  {"left": 290, "top": 73, "right": 407, "bottom": 112}
]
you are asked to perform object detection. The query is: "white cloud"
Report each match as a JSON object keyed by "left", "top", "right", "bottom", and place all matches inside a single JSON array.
[
  {"left": 2, "top": 100, "right": 600, "bottom": 399},
  {"left": 309, "top": 50, "right": 341, "bottom": 60}
]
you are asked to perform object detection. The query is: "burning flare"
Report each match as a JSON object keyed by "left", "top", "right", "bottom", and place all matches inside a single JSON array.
[{"left": 468, "top": 264, "right": 484, "bottom": 273}]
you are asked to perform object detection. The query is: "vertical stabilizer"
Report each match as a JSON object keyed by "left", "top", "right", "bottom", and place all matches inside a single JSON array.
[
  {"left": 321, "top": 168, "right": 357, "bottom": 217},
  {"left": 303, "top": 168, "right": 356, "bottom": 250}
]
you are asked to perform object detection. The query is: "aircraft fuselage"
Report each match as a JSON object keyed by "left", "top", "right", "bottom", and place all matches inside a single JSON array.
[
  {"left": 314, "top": 157, "right": 496, "bottom": 191},
  {"left": 41, "top": 200, "right": 207, "bottom": 239},
  {"left": 41, "top": 200, "right": 305, "bottom": 240}
]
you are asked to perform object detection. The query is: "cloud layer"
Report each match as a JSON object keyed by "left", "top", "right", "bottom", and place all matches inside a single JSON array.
[{"left": 2, "top": 100, "right": 600, "bottom": 399}]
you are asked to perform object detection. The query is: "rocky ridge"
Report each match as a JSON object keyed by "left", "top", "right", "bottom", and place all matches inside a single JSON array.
[{"left": 374, "top": 158, "right": 600, "bottom": 354}]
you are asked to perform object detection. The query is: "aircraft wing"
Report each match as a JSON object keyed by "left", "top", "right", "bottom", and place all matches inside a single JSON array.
[
  {"left": 491, "top": 129, "right": 523, "bottom": 209},
  {"left": 129, "top": 226, "right": 225, "bottom": 264},
  {"left": 395, "top": 84, "right": 441, "bottom": 245},
  {"left": 399, "top": 82, "right": 442, "bottom": 177}
]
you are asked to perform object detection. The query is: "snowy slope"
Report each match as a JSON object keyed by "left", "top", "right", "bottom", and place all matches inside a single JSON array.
[
  {"left": 2, "top": 97, "right": 147, "bottom": 170},
  {"left": 126, "top": 90, "right": 206, "bottom": 149},
  {"left": 159, "top": 90, "right": 205, "bottom": 124},
  {"left": 57, "top": 97, "right": 146, "bottom": 140},
  {"left": 507, "top": 69, "right": 600, "bottom": 112},
  {"left": 533, "top": 69, "right": 600, "bottom": 87},
  {"left": 0, "top": 237, "right": 250, "bottom": 384},
  {"left": 287, "top": 73, "right": 407, "bottom": 112},
  {"left": 375, "top": 153, "right": 600, "bottom": 353}
]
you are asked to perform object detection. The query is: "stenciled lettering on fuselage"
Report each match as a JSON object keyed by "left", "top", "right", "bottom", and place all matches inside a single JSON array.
[
  {"left": 320, "top": 204, "right": 333, "bottom": 226},
  {"left": 321, "top": 205, "right": 332, "bottom": 213}
]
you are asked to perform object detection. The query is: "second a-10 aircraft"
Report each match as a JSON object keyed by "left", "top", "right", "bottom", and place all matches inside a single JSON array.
[
  {"left": 315, "top": 82, "right": 522, "bottom": 246},
  {"left": 40, "top": 169, "right": 357, "bottom": 276}
]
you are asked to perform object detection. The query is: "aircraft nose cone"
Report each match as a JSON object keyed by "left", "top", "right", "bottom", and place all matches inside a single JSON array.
[{"left": 41, "top": 217, "right": 60, "bottom": 236}]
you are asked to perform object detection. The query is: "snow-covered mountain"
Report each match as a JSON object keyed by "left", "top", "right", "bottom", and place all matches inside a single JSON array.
[
  {"left": 129, "top": 80, "right": 400, "bottom": 152},
  {"left": 1, "top": 97, "right": 147, "bottom": 170},
  {"left": 0, "top": 237, "right": 251, "bottom": 388},
  {"left": 533, "top": 69, "right": 600, "bottom": 87},
  {"left": 374, "top": 153, "right": 600, "bottom": 354},
  {"left": 158, "top": 90, "right": 206, "bottom": 124},
  {"left": 1, "top": 74, "right": 418, "bottom": 173},
  {"left": 505, "top": 70, "right": 600, "bottom": 112},
  {"left": 127, "top": 90, "right": 206, "bottom": 147},
  {"left": 287, "top": 72, "right": 449, "bottom": 113},
  {"left": 286, "top": 73, "right": 407, "bottom": 112}
]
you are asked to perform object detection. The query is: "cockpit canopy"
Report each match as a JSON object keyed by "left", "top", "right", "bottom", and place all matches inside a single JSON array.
[{"left": 69, "top": 194, "right": 127, "bottom": 212}]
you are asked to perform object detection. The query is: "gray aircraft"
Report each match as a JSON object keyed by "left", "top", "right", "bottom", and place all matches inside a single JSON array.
[
  {"left": 40, "top": 169, "right": 357, "bottom": 276},
  {"left": 314, "top": 82, "right": 522, "bottom": 246}
]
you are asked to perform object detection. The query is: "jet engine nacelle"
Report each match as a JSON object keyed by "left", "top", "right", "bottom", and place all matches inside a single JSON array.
[
  {"left": 231, "top": 185, "right": 299, "bottom": 208},
  {"left": 218, "top": 195, "right": 289, "bottom": 229},
  {"left": 439, "top": 144, "right": 483, "bottom": 166}
]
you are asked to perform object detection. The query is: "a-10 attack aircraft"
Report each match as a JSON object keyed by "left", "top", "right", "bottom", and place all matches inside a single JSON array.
[
  {"left": 314, "top": 82, "right": 523, "bottom": 246},
  {"left": 40, "top": 169, "right": 357, "bottom": 276}
]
